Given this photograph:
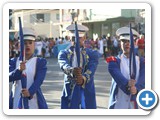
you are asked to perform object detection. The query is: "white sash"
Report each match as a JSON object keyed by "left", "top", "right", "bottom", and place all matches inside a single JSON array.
[{"left": 12, "top": 57, "right": 38, "bottom": 109}]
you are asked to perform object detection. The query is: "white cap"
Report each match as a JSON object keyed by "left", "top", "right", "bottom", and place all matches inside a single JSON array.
[
  {"left": 66, "top": 23, "right": 89, "bottom": 32},
  {"left": 119, "top": 35, "right": 130, "bottom": 41},
  {"left": 116, "top": 26, "right": 139, "bottom": 41},
  {"left": 66, "top": 23, "right": 88, "bottom": 38},
  {"left": 69, "top": 31, "right": 86, "bottom": 37},
  {"left": 22, "top": 27, "right": 36, "bottom": 41},
  {"left": 119, "top": 35, "right": 137, "bottom": 41},
  {"left": 14, "top": 27, "right": 36, "bottom": 41}
]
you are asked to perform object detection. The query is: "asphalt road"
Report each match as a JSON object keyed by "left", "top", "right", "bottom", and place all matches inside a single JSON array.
[{"left": 42, "top": 56, "right": 112, "bottom": 109}]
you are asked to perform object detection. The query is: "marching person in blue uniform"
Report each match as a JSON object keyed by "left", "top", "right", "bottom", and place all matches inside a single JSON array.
[
  {"left": 58, "top": 23, "right": 99, "bottom": 109},
  {"left": 9, "top": 27, "right": 48, "bottom": 109},
  {"left": 107, "top": 26, "right": 145, "bottom": 109}
]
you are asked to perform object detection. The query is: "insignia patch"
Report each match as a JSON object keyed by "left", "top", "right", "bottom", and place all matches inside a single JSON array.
[{"left": 86, "top": 70, "right": 92, "bottom": 74}]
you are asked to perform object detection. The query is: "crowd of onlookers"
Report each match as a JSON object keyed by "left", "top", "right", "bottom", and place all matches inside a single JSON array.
[
  {"left": 9, "top": 38, "right": 20, "bottom": 58},
  {"left": 9, "top": 36, "right": 71, "bottom": 58},
  {"left": 9, "top": 34, "right": 145, "bottom": 59},
  {"left": 82, "top": 34, "right": 145, "bottom": 59},
  {"left": 83, "top": 35, "right": 122, "bottom": 59}
]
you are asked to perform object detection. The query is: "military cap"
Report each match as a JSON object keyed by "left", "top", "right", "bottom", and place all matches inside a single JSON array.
[
  {"left": 116, "top": 26, "right": 139, "bottom": 40},
  {"left": 22, "top": 27, "right": 36, "bottom": 41}
]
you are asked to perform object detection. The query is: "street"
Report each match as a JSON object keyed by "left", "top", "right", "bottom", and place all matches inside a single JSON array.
[{"left": 42, "top": 56, "right": 112, "bottom": 109}]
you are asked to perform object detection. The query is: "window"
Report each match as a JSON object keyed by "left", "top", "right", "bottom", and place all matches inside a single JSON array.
[
  {"left": 30, "top": 14, "right": 36, "bottom": 23},
  {"left": 37, "top": 14, "right": 44, "bottom": 22},
  {"left": 30, "top": 13, "right": 50, "bottom": 23},
  {"left": 56, "top": 13, "right": 59, "bottom": 20}
]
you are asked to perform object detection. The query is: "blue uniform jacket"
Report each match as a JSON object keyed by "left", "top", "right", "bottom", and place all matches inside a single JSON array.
[
  {"left": 9, "top": 57, "right": 48, "bottom": 109},
  {"left": 107, "top": 56, "right": 145, "bottom": 109},
  {"left": 58, "top": 46, "right": 99, "bottom": 109}
]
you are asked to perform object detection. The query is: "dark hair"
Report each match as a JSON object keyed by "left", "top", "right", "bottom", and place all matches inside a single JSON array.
[{"left": 71, "top": 37, "right": 75, "bottom": 42}]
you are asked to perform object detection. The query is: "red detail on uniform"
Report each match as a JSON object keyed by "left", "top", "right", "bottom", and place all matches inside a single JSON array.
[
  {"left": 130, "top": 100, "right": 138, "bottom": 109},
  {"left": 106, "top": 56, "right": 117, "bottom": 63},
  {"left": 29, "top": 96, "right": 33, "bottom": 100},
  {"left": 22, "top": 74, "right": 26, "bottom": 77}
]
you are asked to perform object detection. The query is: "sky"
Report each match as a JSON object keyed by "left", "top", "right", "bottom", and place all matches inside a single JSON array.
[{"left": 92, "top": 9, "right": 121, "bottom": 18}]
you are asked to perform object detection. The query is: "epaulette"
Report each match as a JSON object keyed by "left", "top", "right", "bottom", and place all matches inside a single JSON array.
[{"left": 106, "top": 56, "right": 117, "bottom": 63}]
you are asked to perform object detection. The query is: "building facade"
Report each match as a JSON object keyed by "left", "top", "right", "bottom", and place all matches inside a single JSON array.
[
  {"left": 10, "top": 9, "right": 60, "bottom": 38},
  {"left": 10, "top": 9, "right": 145, "bottom": 40}
]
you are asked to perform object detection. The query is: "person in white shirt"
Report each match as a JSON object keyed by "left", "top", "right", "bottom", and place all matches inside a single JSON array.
[
  {"left": 35, "top": 39, "right": 43, "bottom": 57},
  {"left": 107, "top": 27, "right": 145, "bottom": 109}
]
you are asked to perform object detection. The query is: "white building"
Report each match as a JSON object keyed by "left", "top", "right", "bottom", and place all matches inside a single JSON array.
[
  {"left": 11, "top": 9, "right": 60, "bottom": 38},
  {"left": 10, "top": 9, "right": 122, "bottom": 39}
]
